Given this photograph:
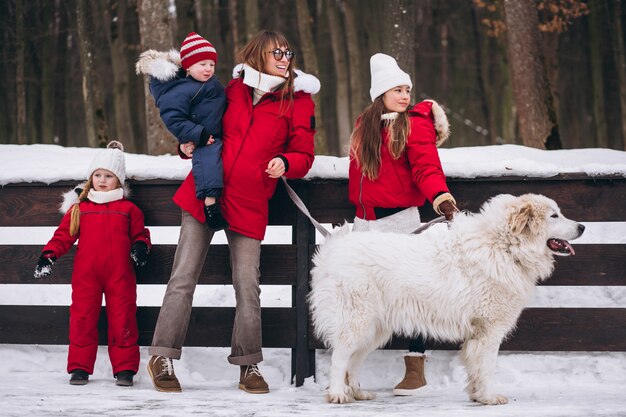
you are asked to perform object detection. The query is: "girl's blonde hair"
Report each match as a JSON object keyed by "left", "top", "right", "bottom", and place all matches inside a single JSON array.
[
  {"left": 349, "top": 96, "right": 411, "bottom": 180},
  {"left": 237, "top": 30, "right": 296, "bottom": 105},
  {"left": 69, "top": 175, "right": 121, "bottom": 236}
]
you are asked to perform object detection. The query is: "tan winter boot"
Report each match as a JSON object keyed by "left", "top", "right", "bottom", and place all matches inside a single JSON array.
[
  {"left": 239, "top": 364, "right": 270, "bottom": 394},
  {"left": 147, "top": 355, "right": 182, "bottom": 392},
  {"left": 393, "top": 354, "right": 427, "bottom": 396}
]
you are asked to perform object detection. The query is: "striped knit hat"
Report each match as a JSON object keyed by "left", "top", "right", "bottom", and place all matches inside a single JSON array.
[{"left": 180, "top": 32, "right": 218, "bottom": 70}]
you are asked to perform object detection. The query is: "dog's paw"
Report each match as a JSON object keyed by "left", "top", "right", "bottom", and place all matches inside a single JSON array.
[
  {"left": 352, "top": 389, "right": 375, "bottom": 401},
  {"left": 470, "top": 393, "right": 509, "bottom": 405},
  {"left": 326, "top": 389, "right": 355, "bottom": 404}
]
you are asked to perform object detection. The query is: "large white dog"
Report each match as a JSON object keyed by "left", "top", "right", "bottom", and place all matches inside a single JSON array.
[{"left": 309, "top": 193, "right": 585, "bottom": 405}]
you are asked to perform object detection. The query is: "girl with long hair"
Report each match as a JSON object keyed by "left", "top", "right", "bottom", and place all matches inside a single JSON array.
[{"left": 349, "top": 53, "right": 458, "bottom": 396}]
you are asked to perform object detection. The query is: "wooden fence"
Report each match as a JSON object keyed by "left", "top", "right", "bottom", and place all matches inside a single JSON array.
[{"left": 1, "top": 175, "right": 625, "bottom": 386}]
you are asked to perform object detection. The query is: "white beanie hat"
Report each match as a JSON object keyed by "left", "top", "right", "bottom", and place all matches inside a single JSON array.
[
  {"left": 369, "top": 53, "right": 412, "bottom": 101},
  {"left": 87, "top": 140, "right": 126, "bottom": 184}
]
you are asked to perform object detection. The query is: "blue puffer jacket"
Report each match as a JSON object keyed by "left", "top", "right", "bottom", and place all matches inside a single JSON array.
[{"left": 144, "top": 53, "right": 226, "bottom": 147}]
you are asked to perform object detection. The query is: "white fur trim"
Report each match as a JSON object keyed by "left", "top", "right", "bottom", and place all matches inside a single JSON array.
[
  {"left": 293, "top": 69, "right": 321, "bottom": 94},
  {"left": 136, "top": 49, "right": 182, "bottom": 82},
  {"left": 59, "top": 183, "right": 83, "bottom": 214},
  {"left": 232, "top": 64, "right": 320, "bottom": 95},
  {"left": 424, "top": 99, "right": 450, "bottom": 146},
  {"left": 404, "top": 352, "right": 426, "bottom": 357}
]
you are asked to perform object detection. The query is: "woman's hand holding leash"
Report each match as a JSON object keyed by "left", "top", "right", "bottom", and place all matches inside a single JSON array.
[{"left": 266, "top": 158, "right": 285, "bottom": 178}]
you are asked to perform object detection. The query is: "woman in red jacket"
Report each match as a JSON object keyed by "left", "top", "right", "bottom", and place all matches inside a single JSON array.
[
  {"left": 34, "top": 141, "right": 151, "bottom": 387},
  {"left": 147, "top": 30, "right": 318, "bottom": 394},
  {"left": 349, "top": 53, "right": 458, "bottom": 396}
]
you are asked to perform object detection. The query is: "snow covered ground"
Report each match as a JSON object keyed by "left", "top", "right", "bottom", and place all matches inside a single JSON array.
[
  {"left": 4, "top": 345, "right": 625, "bottom": 417},
  {"left": 1, "top": 144, "right": 625, "bottom": 416}
]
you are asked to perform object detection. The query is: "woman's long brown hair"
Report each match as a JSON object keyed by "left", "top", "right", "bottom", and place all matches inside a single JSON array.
[
  {"left": 237, "top": 30, "right": 296, "bottom": 105},
  {"left": 349, "top": 96, "right": 411, "bottom": 180}
]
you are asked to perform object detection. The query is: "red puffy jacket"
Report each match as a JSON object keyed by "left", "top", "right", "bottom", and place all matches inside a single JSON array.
[
  {"left": 349, "top": 101, "right": 449, "bottom": 220},
  {"left": 174, "top": 76, "right": 316, "bottom": 240}
]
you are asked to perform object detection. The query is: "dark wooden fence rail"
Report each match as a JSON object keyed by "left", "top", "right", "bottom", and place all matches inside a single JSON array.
[{"left": 1, "top": 176, "right": 625, "bottom": 386}]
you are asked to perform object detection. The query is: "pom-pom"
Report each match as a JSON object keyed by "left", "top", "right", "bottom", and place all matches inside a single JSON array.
[{"left": 107, "top": 140, "right": 124, "bottom": 152}]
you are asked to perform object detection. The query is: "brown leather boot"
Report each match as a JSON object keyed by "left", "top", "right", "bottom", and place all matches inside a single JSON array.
[
  {"left": 239, "top": 364, "right": 270, "bottom": 394},
  {"left": 147, "top": 355, "right": 182, "bottom": 392},
  {"left": 393, "top": 354, "right": 427, "bottom": 396}
]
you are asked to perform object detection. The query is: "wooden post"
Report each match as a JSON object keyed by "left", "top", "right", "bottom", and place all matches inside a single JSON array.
[{"left": 291, "top": 180, "right": 316, "bottom": 386}]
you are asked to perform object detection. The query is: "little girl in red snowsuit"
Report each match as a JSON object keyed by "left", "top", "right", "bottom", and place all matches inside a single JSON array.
[{"left": 34, "top": 141, "right": 151, "bottom": 387}]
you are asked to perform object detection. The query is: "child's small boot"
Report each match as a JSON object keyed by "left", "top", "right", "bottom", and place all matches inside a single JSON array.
[
  {"left": 69, "top": 369, "right": 90, "bottom": 385},
  {"left": 115, "top": 370, "right": 135, "bottom": 387},
  {"left": 204, "top": 203, "right": 229, "bottom": 231}
]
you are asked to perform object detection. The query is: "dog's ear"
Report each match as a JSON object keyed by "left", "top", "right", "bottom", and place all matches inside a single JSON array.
[{"left": 509, "top": 201, "right": 536, "bottom": 235}]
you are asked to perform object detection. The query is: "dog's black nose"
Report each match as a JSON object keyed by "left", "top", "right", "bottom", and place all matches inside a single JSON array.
[{"left": 578, "top": 224, "right": 586, "bottom": 235}]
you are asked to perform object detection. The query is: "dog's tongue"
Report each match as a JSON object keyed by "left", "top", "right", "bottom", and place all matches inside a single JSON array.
[{"left": 548, "top": 238, "right": 575, "bottom": 256}]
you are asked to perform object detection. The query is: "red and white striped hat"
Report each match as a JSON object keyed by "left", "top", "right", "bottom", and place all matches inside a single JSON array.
[{"left": 180, "top": 32, "right": 218, "bottom": 70}]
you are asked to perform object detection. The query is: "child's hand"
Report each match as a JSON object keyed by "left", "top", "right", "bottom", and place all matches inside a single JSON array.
[
  {"left": 180, "top": 142, "right": 196, "bottom": 157},
  {"left": 34, "top": 253, "right": 56, "bottom": 278},
  {"left": 266, "top": 157, "right": 286, "bottom": 178},
  {"left": 130, "top": 241, "right": 149, "bottom": 267}
]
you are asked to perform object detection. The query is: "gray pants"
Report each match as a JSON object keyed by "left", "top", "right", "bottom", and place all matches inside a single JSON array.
[{"left": 149, "top": 210, "right": 263, "bottom": 366}]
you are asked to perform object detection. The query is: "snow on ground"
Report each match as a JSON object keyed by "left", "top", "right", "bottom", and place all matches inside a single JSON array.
[
  {"left": 4, "top": 345, "right": 626, "bottom": 417},
  {"left": 2, "top": 144, "right": 625, "bottom": 416}
]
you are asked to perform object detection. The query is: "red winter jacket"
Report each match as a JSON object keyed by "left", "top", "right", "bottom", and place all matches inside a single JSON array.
[
  {"left": 174, "top": 76, "right": 316, "bottom": 240},
  {"left": 349, "top": 101, "right": 449, "bottom": 220},
  {"left": 43, "top": 198, "right": 151, "bottom": 262}
]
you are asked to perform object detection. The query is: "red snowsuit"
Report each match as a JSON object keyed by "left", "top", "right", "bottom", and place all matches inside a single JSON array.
[
  {"left": 42, "top": 197, "right": 151, "bottom": 375},
  {"left": 349, "top": 101, "right": 450, "bottom": 220},
  {"left": 173, "top": 76, "right": 316, "bottom": 240}
]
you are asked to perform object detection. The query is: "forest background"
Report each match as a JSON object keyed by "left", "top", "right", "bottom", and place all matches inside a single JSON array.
[{"left": 1, "top": 0, "right": 625, "bottom": 156}]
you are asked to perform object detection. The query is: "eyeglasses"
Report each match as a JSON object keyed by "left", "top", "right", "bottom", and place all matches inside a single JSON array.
[{"left": 267, "top": 48, "right": 295, "bottom": 61}]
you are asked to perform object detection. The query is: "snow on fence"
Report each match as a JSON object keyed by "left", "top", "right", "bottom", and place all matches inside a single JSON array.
[{"left": 1, "top": 176, "right": 625, "bottom": 386}]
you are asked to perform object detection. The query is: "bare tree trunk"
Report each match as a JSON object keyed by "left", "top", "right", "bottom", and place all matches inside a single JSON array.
[
  {"left": 229, "top": 0, "right": 240, "bottom": 59},
  {"left": 77, "top": 0, "right": 107, "bottom": 147},
  {"left": 138, "top": 0, "right": 177, "bottom": 155},
  {"left": 295, "top": 0, "right": 327, "bottom": 154},
  {"left": 384, "top": 0, "right": 416, "bottom": 100},
  {"left": 244, "top": 0, "right": 259, "bottom": 43},
  {"left": 41, "top": 0, "right": 61, "bottom": 144},
  {"left": 103, "top": 0, "right": 138, "bottom": 151},
  {"left": 503, "top": 0, "right": 561, "bottom": 149},
  {"left": 611, "top": 0, "right": 626, "bottom": 150},
  {"left": 326, "top": 0, "right": 351, "bottom": 155},
  {"left": 176, "top": 0, "right": 197, "bottom": 42},
  {"left": 589, "top": 0, "right": 608, "bottom": 147},
  {"left": 15, "top": 0, "right": 27, "bottom": 144},
  {"left": 343, "top": 0, "right": 365, "bottom": 128}
]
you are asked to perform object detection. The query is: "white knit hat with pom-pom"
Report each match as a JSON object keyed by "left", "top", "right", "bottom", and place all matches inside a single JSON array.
[{"left": 87, "top": 140, "right": 126, "bottom": 184}]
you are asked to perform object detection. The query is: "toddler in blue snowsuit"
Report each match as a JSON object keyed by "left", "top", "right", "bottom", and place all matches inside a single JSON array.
[{"left": 140, "top": 32, "right": 228, "bottom": 231}]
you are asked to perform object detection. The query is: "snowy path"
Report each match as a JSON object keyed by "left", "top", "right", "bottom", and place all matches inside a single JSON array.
[{"left": 4, "top": 345, "right": 625, "bottom": 417}]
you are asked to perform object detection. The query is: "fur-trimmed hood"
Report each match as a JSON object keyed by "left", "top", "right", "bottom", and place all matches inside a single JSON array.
[
  {"left": 135, "top": 49, "right": 182, "bottom": 82},
  {"left": 59, "top": 182, "right": 131, "bottom": 214},
  {"left": 135, "top": 49, "right": 320, "bottom": 94},
  {"left": 422, "top": 99, "right": 450, "bottom": 147}
]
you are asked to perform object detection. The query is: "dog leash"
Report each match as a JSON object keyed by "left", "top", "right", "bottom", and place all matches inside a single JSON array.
[
  {"left": 410, "top": 216, "right": 447, "bottom": 234},
  {"left": 281, "top": 177, "right": 447, "bottom": 238},
  {"left": 280, "top": 177, "right": 331, "bottom": 238}
]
